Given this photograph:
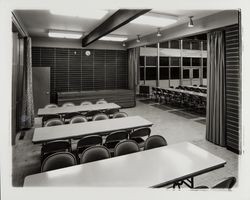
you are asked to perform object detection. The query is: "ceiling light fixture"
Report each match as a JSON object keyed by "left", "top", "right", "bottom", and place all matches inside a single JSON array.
[
  {"left": 130, "top": 13, "right": 177, "bottom": 27},
  {"left": 122, "top": 42, "right": 126, "bottom": 47},
  {"left": 136, "top": 35, "right": 141, "bottom": 43},
  {"left": 188, "top": 16, "right": 194, "bottom": 28},
  {"left": 156, "top": 28, "right": 162, "bottom": 37},
  {"left": 48, "top": 30, "right": 82, "bottom": 39},
  {"left": 99, "top": 35, "right": 128, "bottom": 42},
  {"left": 50, "top": 9, "right": 108, "bottom": 19}
]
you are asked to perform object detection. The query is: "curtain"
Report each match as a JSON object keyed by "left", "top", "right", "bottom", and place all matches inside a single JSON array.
[
  {"left": 128, "top": 47, "right": 140, "bottom": 90},
  {"left": 206, "top": 31, "right": 225, "bottom": 146},
  {"left": 21, "top": 37, "right": 34, "bottom": 129}
]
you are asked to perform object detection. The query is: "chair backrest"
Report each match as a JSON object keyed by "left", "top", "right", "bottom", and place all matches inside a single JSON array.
[
  {"left": 105, "top": 130, "right": 129, "bottom": 143},
  {"left": 113, "top": 112, "right": 128, "bottom": 118},
  {"left": 44, "top": 118, "right": 64, "bottom": 127},
  {"left": 41, "top": 140, "right": 71, "bottom": 154},
  {"left": 80, "top": 146, "right": 110, "bottom": 164},
  {"left": 80, "top": 101, "right": 93, "bottom": 106},
  {"left": 213, "top": 177, "right": 236, "bottom": 189},
  {"left": 130, "top": 127, "right": 151, "bottom": 139},
  {"left": 41, "top": 140, "right": 71, "bottom": 161},
  {"left": 96, "top": 99, "right": 108, "bottom": 104},
  {"left": 114, "top": 140, "right": 140, "bottom": 156},
  {"left": 144, "top": 135, "right": 167, "bottom": 150},
  {"left": 92, "top": 113, "right": 109, "bottom": 121},
  {"left": 42, "top": 114, "right": 61, "bottom": 125},
  {"left": 62, "top": 102, "right": 75, "bottom": 107},
  {"left": 41, "top": 152, "right": 77, "bottom": 172},
  {"left": 69, "top": 115, "right": 88, "bottom": 124},
  {"left": 77, "top": 135, "right": 103, "bottom": 153},
  {"left": 44, "top": 104, "right": 58, "bottom": 109}
]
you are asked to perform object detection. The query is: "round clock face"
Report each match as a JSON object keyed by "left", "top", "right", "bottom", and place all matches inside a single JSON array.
[{"left": 85, "top": 50, "right": 91, "bottom": 56}]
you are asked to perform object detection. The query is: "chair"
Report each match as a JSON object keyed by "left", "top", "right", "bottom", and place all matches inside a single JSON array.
[
  {"left": 80, "top": 101, "right": 93, "bottom": 106},
  {"left": 62, "top": 102, "right": 75, "bottom": 107},
  {"left": 44, "top": 118, "right": 64, "bottom": 127},
  {"left": 96, "top": 99, "right": 108, "bottom": 104},
  {"left": 41, "top": 152, "right": 77, "bottom": 172},
  {"left": 69, "top": 115, "right": 88, "bottom": 124},
  {"left": 113, "top": 112, "right": 128, "bottom": 118},
  {"left": 144, "top": 135, "right": 167, "bottom": 150},
  {"left": 103, "top": 130, "right": 129, "bottom": 154},
  {"left": 80, "top": 146, "right": 110, "bottom": 164},
  {"left": 114, "top": 140, "right": 140, "bottom": 157},
  {"left": 129, "top": 127, "right": 151, "bottom": 148},
  {"left": 92, "top": 113, "right": 109, "bottom": 121},
  {"left": 194, "top": 177, "right": 236, "bottom": 189},
  {"left": 42, "top": 114, "right": 61, "bottom": 126},
  {"left": 40, "top": 140, "right": 71, "bottom": 161},
  {"left": 63, "top": 112, "right": 83, "bottom": 122},
  {"left": 76, "top": 135, "right": 103, "bottom": 155},
  {"left": 44, "top": 104, "right": 58, "bottom": 109}
]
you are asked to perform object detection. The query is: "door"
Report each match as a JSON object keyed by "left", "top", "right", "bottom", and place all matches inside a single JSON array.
[{"left": 32, "top": 67, "right": 50, "bottom": 116}]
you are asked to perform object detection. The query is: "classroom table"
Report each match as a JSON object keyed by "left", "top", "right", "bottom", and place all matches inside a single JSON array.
[
  {"left": 32, "top": 116, "right": 153, "bottom": 144},
  {"left": 37, "top": 103, "right": 121, "bottom": 116},
  {"left": 24, "top": 142, "right": 226, "bottom": 187},
  {"left": 165, "top": 88, "right": 207, "bottom": 98}
]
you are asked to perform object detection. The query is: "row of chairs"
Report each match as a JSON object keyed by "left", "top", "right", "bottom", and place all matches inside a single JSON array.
[
  {"left": 43, "top": 111, "right": 128, "bottom": 127},
  {"left": 175, "top": 85, "right": 207, "bottom": 93},
  {"left": 41, "top": 127, "right": 152, "bottom": 162},
  {"left": 41, "top": 135, "right": 167, "bottom": 172},
  {"left": 45, "top": 99, "right": 108, "bottom": 109},
  {"left": 152, "top": 87, "right": 206, "bottom": 113}
]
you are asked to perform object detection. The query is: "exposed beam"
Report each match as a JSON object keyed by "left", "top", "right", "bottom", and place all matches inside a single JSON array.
[{"left": 82, "top": 9, "right": 150, "bottom": 47}]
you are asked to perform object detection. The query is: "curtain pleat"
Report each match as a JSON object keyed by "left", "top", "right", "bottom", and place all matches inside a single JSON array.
[
  {"left": 206, "top": 31, "right": 225, "bottom": 146},
  {"left": 128, "top": 48, "right": 140, "bottom": 90},
  {"left": 21, "top": 37, "right": 34, "bottom": 129}
]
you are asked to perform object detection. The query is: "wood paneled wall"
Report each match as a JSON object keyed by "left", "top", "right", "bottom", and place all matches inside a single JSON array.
[
  {"left": 224, "top": 24, "right": 241, "bottom": 154},
  {"left": 32, "top": 47, "right": 128, "bottom": 102}
]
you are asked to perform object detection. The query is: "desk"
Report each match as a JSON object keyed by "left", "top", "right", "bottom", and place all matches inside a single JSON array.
[
  {"left": 33, "top": 116, "right": 153, "bottom": 144},
  {"left": 37, "top": 103, "right": 121, "bottom": 116},
  {"left": 24, "top": 142, "right": 226, "bottom": 187}
]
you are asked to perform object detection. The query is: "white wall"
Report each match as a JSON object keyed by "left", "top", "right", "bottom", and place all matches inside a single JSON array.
[{"left": 32, "top": 36, "right": 126, "bottom": 50}]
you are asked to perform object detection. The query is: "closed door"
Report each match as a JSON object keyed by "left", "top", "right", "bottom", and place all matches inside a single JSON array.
[{"left": 32, "top": 67, "right": 50, "bottom": 115}]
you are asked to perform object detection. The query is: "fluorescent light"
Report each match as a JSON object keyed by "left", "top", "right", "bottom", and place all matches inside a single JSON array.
[
  {"left": 50, "top": 9, "right": 108, "bottom": 19},
  {"left": 130, "top": 14, "right": 177, "bottom": 27},
  {"left": 48, "top": 30, "right": 82, "bottom": 39},
  {"left": 99, "top": 36, "right": 128, "bottom": 42}
]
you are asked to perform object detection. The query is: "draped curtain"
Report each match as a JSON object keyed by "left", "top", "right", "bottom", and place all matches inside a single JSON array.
[
  {"left": 21, "top": 37, "right": 34, "bottom": 129},
  {"left": 128, "top": 47, "right": 140, "bottom": 90},
  {"left": 206, "top": 31, "right": 226, "bottom": 146}
]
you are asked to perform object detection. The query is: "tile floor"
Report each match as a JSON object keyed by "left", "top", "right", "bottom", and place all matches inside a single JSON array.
[{"left": 12, "top": 99, "right": 239, "bottom": 188}]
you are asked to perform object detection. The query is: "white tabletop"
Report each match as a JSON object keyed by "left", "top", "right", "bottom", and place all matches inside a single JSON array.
[
  {"left": 33, "top": 116, "right": 153, "bottom": 143},
  {"left": 24, "top": 142, "right": 226, "bottom": 187},
  {"left": 37, "top": 103, "right": 121, "bottom": 116}
]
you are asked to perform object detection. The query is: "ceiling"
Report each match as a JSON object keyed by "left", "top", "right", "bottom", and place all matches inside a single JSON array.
[{"left": 14, "top": 9, "right": 221, "bottom": 41}]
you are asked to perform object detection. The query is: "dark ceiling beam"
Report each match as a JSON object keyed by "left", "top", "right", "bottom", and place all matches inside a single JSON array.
[{"left": 82, "top": 9, "right": 151, "bottom": 47}]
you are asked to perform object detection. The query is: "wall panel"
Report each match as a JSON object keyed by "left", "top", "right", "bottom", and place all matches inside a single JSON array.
[{"left": 32, "top": 47, "right": 128, "bottom": 102}]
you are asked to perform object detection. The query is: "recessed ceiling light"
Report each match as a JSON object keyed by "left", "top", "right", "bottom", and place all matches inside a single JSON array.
[
  {"left": 99, "top": 36, "right": 128, "bottom": 42},
  {"left": 50, "top": 9, "right": 108, "bottom": 19},
  {"left": 130, "top": 13, "right": 177, "bottom": 27},
  {"left": 48, "top": 30, "right": 82, "bottom": 39}
]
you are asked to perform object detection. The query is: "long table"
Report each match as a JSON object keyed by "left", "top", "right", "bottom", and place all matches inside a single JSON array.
[
  {"left": 24, "top": 142, "right": 226, "bottom": 187},
  {"left": 166, "top": 88, "right": 207, "bottom": 98},
  {"left": 37, "top": 103, "right": 121, "bottom": 116},
  {"left": 32, "top": 116, "right": 153, "bottom": 144}
]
